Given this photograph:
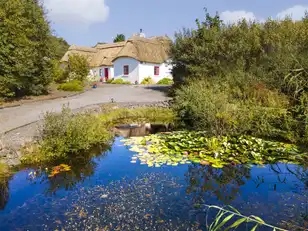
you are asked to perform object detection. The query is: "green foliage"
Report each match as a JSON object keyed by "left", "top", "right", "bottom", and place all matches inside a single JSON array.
[
  {"left": 22, "top": 106, "right": 112, "bottom": 164},
  {"left": 99, "top": 106, "right": 175, "bottom": 127},
  {"left": 22, "top": 106, "right": 174, "bottom": 164},
  {"left": 171, "top": 11, "right": 308, "bottom": 143},
  {"left": 111, "top": 79, "right": 131, "bottom": 84},
  {"left": 106, "top": 78, "right": 114, "bottom": 83},
  {"left": 122, "top": 131, "right": 306, "bottom": 168},
  {"left": 51, "top": 60, "right": 67, "bottom": 83},
  {"left": 49, "top": 36, "right": 70, "bottom": 60},
  {"left": 0, "top": 0, "right": 54, "bottom": 98},
  {"left": 57, "top": 80, "right": 84, "bottom": 92},
  {"left": 171, "top": 11, "right": 308, "bottom": 97},
  {"left": 173, "top": 76, "right": 292, "bottom": 140},
  {"left": 113, "top": 34, "right": 126, "bottom": 43},
  {"left": 141, "top": 77, "right": 155, "bottom": 85},
  {"left": 157, "top": 78, "right": 174, "bottom": 85},
  {"left": 206, "top": 205, "right": 287, "bottom": 231},
  {"left": 67, "top": 54, "right": 89, "bottom": 81}
]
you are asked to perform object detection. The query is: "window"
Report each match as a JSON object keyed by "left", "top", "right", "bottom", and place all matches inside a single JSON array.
[
  {"left": 154, "top": 66, "right": 160, "bottom": 76},
  {"left": 123, "top": 65, "right": 129, "bottom": 75}
]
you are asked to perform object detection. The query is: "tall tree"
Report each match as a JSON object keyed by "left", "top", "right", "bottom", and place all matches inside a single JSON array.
[
  {"left": 50, "top": 36, "right": 70, "bottom": 60},
  {"left": 0, "top": 0, "right": 54, "bottom": 98},
  {"left": 113, "top": 34, "right": 126, "bottom": 43}
]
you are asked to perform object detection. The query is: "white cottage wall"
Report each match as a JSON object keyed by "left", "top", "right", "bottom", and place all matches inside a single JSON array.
[
  {"left": 113, "top": 58, "right": 139, "bottom": 83},
  {"left": 90, "top": 66, "right": 114, "bottom": 81},
  {"left": 138, "top": 62, "right": 173, "bottom": 83}
]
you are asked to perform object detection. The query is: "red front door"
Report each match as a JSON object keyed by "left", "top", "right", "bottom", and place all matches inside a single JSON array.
[{"left": 104, "top": 68, "right": 109, "bottom": 81}]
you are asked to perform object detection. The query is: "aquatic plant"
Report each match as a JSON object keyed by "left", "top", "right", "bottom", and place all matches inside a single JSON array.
[
  {"left": 205, "top": 205, "right": 288, "bottom": 231},
  {"left": 122, "top": 131, "right": 306, "bottom": 168}
]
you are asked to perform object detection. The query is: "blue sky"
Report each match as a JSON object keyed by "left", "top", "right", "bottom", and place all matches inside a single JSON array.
[{"left": 44, "top": 0, "right": 308, "bottom": 46}]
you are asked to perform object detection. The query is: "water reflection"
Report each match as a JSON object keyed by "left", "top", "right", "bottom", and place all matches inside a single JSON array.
[
  {"left": 185, "top": 164, "right": 251, "bottom": 204},
  {"left": 0, "top": 179, "right": 9, "bottom": 210},
  {"left": 114, "top": 124, "right": 169, "bottom": 138},
  {"left": 26, "top": 145, "right": 110, "bottom": 195}
]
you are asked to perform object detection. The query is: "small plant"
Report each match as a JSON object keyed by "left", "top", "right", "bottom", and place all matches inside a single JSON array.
[
  {"left": 157, "top": 78, "right": 174, "bottom": 85},
  {"left": 21, "top": 105, "right": 112, "bottom": 164},
  {"left": 106, "top": 78, "right": 114, "bottom": 83},
  {"left": 111, "top": 79, "right": 131, "bottom": 84},
  {"left": 57, "top": 80, "right": 84, "bottom": 92},
  {"left": 141, "top": 77, "right": 155, "bottom": 85},
  {"left": 205, "top": 205, "right": 287, "bottom": 231}
]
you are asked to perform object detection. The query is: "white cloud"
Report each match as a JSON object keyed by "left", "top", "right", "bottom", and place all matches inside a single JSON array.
[
  {"left": 220, "top": 10, "right": 257, "bottom": 23},
  {"left": 276, "top": 5, "right": 308, "bottom": 20},
  {"left": 44, "top": 0, "right": 110, "bottom": 27}
]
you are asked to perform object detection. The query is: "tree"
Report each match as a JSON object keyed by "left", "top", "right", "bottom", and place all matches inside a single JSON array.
[
  {"left": 50, "top": 36, "right": 70, "bottom": 60},
  {"left": 68, "top": 54, "right": 90, "bottom": 81},
  {"left": 0, "top": 0, "right": 54, "bottom": 98},
  {"left": 113, "top": 34, "right": 126, "bottom": 43}
]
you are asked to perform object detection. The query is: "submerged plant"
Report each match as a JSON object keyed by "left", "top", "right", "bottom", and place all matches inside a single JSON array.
[{"left": 122, "top": 131, "right": 306, "bottom": 168}]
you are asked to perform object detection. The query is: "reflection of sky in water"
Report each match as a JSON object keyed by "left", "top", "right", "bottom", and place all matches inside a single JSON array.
[{"left": 0, "top": 137, "right": 307, "bottom": 230}]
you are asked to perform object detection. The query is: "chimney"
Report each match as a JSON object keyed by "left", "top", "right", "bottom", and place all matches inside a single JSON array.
[{"left": 139, "top": 29, "right": 145, "bottom": 38}]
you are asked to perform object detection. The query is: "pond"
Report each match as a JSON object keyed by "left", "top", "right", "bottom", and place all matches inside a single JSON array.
[{"left": 0, "top": 134, "right": 307, "bottom": 230}]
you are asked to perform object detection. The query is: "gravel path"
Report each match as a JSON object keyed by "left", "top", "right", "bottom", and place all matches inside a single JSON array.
[{"left": 0, "top": 85, "right": 170, "bottom": 134}]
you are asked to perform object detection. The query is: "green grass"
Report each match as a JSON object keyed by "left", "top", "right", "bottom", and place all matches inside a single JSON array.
[{"left": 111, "top": 79, "right": 131, "bottom": 84}]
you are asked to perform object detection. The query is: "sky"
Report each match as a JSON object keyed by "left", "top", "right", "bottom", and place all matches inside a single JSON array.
[{"left": 44, "top": 0, "right": 308, "bottom": 46}]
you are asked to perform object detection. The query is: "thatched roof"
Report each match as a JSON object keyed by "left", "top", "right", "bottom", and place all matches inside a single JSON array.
[
  {"left": 91, "top": 42, "right": 126, "bottom": 67},
  {"left": 60, "top": 36, "right": 171, "bottom": 67},
  {"left": 113, "top": 36, "right": 171, "bottom": 64},
  {"left": 60, "top": 45, "right": 97, "bottom": 63}
]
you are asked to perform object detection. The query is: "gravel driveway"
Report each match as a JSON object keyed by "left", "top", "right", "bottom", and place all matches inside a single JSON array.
[{"left": 0, "top": 85, "right": 170, "bottom": 134}]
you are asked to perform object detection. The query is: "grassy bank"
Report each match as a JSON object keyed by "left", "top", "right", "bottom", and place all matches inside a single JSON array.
[{"left": 21, "top": 105, "right": 175, "bottom": 165}]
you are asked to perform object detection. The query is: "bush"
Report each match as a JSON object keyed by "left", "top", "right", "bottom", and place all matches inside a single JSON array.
[
  {"left": 57, "top": 80, "right": 83, "bottom": 92},
  {"left": 21, "top": 106, "right": 175, "bottom": 164},
  {"left": 22, "top": 106, "right": 112, "bottom": 164},
  {"left": 173, "top": 75, "right": 292, "bottom": 140},
  {"left": 111, "top": 79, "right": 131, "bottom": 84},
  {"left": 68, "top": 54, "right": 90, "bottom": 81},
  {"left": 106, "top": 78, "right": 114, "bottom": 83},
  {"left": 157, "top": 78, "right": 174, "bottom": 85},
  {"left": 141, "top": 77, "right": 155, "bottom": 85}
]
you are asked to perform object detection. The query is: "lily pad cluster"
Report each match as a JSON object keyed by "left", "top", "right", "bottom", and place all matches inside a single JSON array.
[{"left": 122, "top": 131, "right": 306, "bottom": 168}]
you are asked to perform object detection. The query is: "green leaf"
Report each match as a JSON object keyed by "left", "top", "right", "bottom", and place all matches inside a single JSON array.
[
  {"left": 213, "top": 214, "right": 234, "bottom": 231},
  {"left": 250, "top": 215, "right": 265, "bottom": 224},
  {"left": 251, "top": 224, "right": 259, "bottom": 231},
  {"left": 228, "top": 206, "right": 241, "bottom": 214},
  {"left": 224, "top": 217, "right": 247, "bottom": 231}
]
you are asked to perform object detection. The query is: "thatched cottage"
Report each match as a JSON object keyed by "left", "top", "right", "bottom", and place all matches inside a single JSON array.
[{"left": 60, "top": 34, "right": 173, "bottom": 84}]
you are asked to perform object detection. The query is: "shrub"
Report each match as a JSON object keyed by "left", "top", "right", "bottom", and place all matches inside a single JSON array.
[
  {"left": 57, "top": 80, "right": 83, "bottom": 92},
  {"left": 22, "top": 106, "right": 112, "bottom": 164},
  {"left": 173, "top": 76, "right": 292, "bottom": 140},
  {"left": 21, "top": 106, "right": 175, "bottom": 164},
  {"left": 157, "top": 78, "right": 174, "bottom": 85},
  {"left": 99, "top": 106, "right": 176, "bottom": 127},
  {"left": 111, "top": 79, "right": 131, "bottom": 84},
  {"left": 52, "top": 60, "right": 67, "bottom": 83},
  {"left": 68, "top": 54, "right": 90, "bottom": 81},
  {"left": 141, "top": 77, "right": 155, "bottom": 85},
  {"left": 106, "top": 78, "right": 114, "bottom": 83}
]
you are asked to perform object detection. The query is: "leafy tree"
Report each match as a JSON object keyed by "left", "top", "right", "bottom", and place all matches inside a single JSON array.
[
  {"left": 68, "top": 54, "right": 90, "bottom": 81},
  {"left": 113, "top": 34, "right": 126, "bottom": 43},
  {"left": 0, "top": 0, "right": 54, "bottom": 98},
  {"left": 50, "top": 36, "right": 70, "bottom": 60}
]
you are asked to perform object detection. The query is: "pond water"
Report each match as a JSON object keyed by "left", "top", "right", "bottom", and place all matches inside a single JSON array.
[{"left": 0, "top": 136, "right": 307, "bottom": 230}]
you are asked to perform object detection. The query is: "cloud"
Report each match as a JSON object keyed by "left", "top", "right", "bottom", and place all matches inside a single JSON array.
[
  {"left": 44, "top": 0, "right": 110, "bottom": 27},
  {"left": 276, "top": 5, "right": 308, "bottom": 20},
  {"left": 220, "top": 10, "right": 257, "bottom": 23}
]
